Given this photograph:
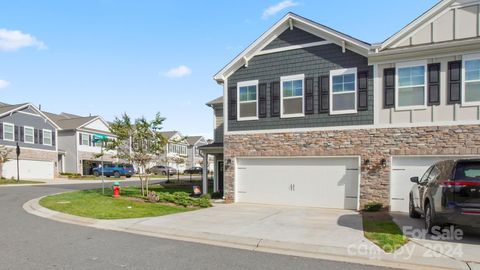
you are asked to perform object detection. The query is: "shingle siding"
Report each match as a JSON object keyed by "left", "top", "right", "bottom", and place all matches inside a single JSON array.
[
  {"left": 262, "top": 27, "right": 324, "bottom": 50},
  {"left": 228, "top": 43, "right": 373, "bottom": 131}
]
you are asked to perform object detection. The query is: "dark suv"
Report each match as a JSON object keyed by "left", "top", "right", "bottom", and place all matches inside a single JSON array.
[
  {"left": 409, "top": 159, "right": 480, "bottom": 232},
  {"left": 92, "top": 164, "right": 134, "bottom": 178}
]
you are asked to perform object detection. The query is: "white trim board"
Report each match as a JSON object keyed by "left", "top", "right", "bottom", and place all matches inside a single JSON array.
[{"left": 255, "top": 41, "right": 332, "bottom": 56}]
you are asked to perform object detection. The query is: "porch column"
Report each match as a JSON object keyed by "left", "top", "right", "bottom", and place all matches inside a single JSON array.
[{"left": 202, "top": 153, "right": 208, "bottom": 195}]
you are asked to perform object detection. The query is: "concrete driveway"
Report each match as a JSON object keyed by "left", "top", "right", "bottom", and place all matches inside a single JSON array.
[
  {"left": 392, "top": 212, "right": 480, "bottom": 267},
  {"left": 136, "top": 203, "right": 373, "bottom": 249}
]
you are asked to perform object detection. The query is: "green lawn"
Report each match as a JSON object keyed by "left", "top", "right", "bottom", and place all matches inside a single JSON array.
[
  {"left": 363, "top": 212, "right": 409, "bottom": 253},
  {"left": 0, "top": 179, "right": 44, "bottom": 185},
  {"left": 40, "top": 185, "right": 197, "bottom": 219}
]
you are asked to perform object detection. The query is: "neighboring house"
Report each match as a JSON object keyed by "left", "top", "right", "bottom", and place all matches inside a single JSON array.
[
  {"left": 206, "top": 0, "right": 480, "bottom": 212},
  {"left": 0, "top": 103, "right": 61, "bottom": 180},
  {"left": 199, "top": 97, "right": 224, "bottom": 194},
  {"left": 43, "top": 111, "right": 117, "bottom": 175},
  {"left": 159, "top": 131, "right": 189, "bottom": 172},
  {"left": 185, "top": 135, "right": 208, "bottom": 168}
]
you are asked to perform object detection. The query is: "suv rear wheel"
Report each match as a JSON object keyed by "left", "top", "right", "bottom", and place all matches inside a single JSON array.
[
  {"left": 113, "top": 171, "right": 121, "bottom": 178},
  {"left": 409, "top": 195, "right": 421, "bottom": 218},
  {"left": 93, "top": 171, "right": 100, "bottom": 177}
]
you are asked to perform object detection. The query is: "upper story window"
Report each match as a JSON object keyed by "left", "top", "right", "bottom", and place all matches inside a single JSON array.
[
  {"left": 3, "top": 123, "right": 14, "bottom": 141},
  {"left": 396, "top": 61, "right": 427, "bottom": 110},
  {"left": 24, "top": 126, "right": 34, "bottom": 144},
  {"left": 237, "top": 80, "right": 258, "bottom": 121},
  {"left": 463, "top": 54, "right": 480, "bottom": 105},
  {"left": 168, "top": 143, "right": 187, "bottom": 156},
  {"left": 81, "top": 133, "right": 89, "bottom": 146},
  {"left": 43, "top": 130, "right": 52, "bottom": 146},
  {"left": 330, "top": 68, "right": 357, "bottom": 115},
  {"left": 281, "top": 74, "right": 304, "bottom": 118}
]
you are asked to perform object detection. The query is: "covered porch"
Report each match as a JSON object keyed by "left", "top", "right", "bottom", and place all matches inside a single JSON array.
[{"left": 199, "top": 142, "right": 224, "bottom": 197}]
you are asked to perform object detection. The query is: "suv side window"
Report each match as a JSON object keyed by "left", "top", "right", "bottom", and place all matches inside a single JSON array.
[
  {"left": 419, "top": 166, "right": 433, "bottom": 184},
  {"left": 427, "top": 166, "right": 440, "bottom": 184}
]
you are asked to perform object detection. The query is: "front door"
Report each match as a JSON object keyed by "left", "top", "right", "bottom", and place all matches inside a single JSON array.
[{"left": 218, "top": 161, "right": 224, "bottom": 195}]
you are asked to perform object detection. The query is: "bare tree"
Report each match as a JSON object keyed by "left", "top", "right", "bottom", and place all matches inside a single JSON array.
[
  {"left": 0, "top": 146, "right": 12, "bottom": 179},
  {"left": 171, "top": 155, "right": 186, "bottom": 181},
  {"left": 108, "top": 113, "right": 167, "bottom": 196}
]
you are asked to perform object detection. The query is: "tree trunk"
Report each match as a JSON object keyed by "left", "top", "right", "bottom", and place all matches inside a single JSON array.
[
  {"left": 145, "top": 174, "right": 149, "bottom": 195},
  {"left": 139, "top": 171, "right": 145, "bottom": 197}
]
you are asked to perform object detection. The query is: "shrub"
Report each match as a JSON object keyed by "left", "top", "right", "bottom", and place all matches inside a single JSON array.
[
  {"left": 364, "top": 202, "right": 383, "bottom": 212},
  {"left": 200, "top": 194, "right": 211, "bottom": 200},
  {"left": 156, "top": 191, "right": 211, "bottom": 208},
  {"left": 147, "top": 191, "right": 159, "bottom": 203}
]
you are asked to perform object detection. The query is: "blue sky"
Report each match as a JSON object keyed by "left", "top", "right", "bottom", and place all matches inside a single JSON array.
[{"left": 0, "top": 0, "right": 438, "bottom": 138}]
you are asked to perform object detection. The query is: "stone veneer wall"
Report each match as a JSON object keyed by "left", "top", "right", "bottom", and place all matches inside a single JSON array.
[{"left": 224, "top": 124, "right": 480, "bottom": 208}]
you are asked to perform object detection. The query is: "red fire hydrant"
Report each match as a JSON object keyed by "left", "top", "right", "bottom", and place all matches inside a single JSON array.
[{"left": 113, "top": 181, "right": 120, "bottom": 198}]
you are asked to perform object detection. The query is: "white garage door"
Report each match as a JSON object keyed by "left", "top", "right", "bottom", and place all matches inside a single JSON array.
[
  {"left": 390, "top": 156, "right": 480, "bottom": 212},
  {"left": 236, "top": 157, "right": 359, "bottom": 209},
  {"left": 2, "top": 160, "right": 54, "bottom": 180}
]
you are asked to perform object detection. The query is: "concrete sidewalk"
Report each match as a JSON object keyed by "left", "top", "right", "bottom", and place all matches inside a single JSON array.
[{"left": 23, "top": 197, "right": 473, "bottom": 270}]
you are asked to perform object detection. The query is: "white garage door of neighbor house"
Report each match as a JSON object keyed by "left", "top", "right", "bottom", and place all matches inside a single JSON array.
[
  {"left": 2, "top": 160, "right": 54, "bottom": 180},
  {"left": 390, "top": 156, "right": 480, "bottom": 212},
  {"left": 236, "top": 157, "right": 359, "bottom": 210}
]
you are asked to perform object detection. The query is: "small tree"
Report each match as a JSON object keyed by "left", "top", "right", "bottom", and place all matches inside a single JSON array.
[
  {"left": 0, "top": 146, "right": 12, "bottom": 179},
  {"left": 108, "top": 113, "right": 167, "bottom": 196},
  {"left": 171, "top": 155, "right": 186, "bottom": 181}
]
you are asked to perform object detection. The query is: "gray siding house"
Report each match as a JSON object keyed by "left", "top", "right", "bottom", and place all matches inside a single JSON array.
[
  {"left": 0, "top": 103, "right": 60, "bottom": 179},
  {"left": 44, "top": 112, "right": 117, "bottom": 175},
  {"left": 205, "top": 0, "right": 480, "bottom": 212},
  {"left": 185, "top": 136, "right": 208, "bottom": 168}
]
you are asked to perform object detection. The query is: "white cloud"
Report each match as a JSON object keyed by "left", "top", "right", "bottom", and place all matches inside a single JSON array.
[
  {"left": 262, "top": 0, "right": 298, "bottom": 19},
  {"left": 164, "top": 65, "right": 192, "bottom": 78},
  {"left": 0, "top": 79, "right": 10, "bottom": 89},
  {"left": 0, "top": 29, "right": 46, "bottom": 51}
]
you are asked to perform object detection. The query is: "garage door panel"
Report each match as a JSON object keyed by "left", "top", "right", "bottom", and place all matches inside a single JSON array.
[
  {"left": 236, "top": 157, "right": 359, "bottom": 209},
  {"left": 2, "top": 160, "right": 54, "bottom": 180},
  {"left": 390, "top": 156, "right": 480, "bottom": 212}
]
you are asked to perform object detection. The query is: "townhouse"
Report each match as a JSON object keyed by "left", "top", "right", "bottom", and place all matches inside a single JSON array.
[
  {"left": 0, "top": 103, "right": 60, "bottom": 179},
  {"left": 159, "top": 131, "right": 189, "bottom": 172},
  {"left": 185, "top": 136, "right": 208, "bottom": 168},
  {"left": 204, "top": 0, "right": 480, "bottom": 212}
]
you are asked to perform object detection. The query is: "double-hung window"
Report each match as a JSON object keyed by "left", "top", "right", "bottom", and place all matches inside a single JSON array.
[
  {"left": 24, "top": 126, "right": 34, "bottom": 144},
  {"left": 281, "top": 74, "right": 304, "bottom": 117},
  {"left": 81, "top": 133, "right": 89, "bottom": 146},
  {"left": 3, "top": 123, "right": 14, "bottom": 141},
  {"left": 237, "top": 80, "right": 258, "bottom": 120},
  {"left": 330, "top": 68, "right": 357, "bottom": 114},
  {"left": 463, "top": 54, "right": 480, "bottom": 105},
  {"left": 396, "top": 61, "right": 427, "bottom": 110},
  {"left": 43, "top": 130, "right": 52, "bottom": 146}
]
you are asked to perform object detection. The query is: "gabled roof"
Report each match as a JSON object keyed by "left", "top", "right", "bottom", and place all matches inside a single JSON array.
[
  {"left": 0, "top": 102, "right": 61, "bottom": 129},
  {"left": 206, "top": 96, "right": 223, "bottom": 107},
  {"left": 213, "top": 12, "right": 371, "bottom": 83},
  {"left": 378, "top": 0, "right": 455, "bottom": 51},
  {"left": 43, "top": 111, "right": 109, "bottom": 131},
  {"left": 159, "top": 131, "right": 180, "bottom": 140},
  {"left": 186, "top": 136, "right": 205, "bottom": 146}
]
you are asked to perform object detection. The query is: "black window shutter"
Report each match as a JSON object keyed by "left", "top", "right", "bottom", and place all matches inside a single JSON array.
[
  {"left": 427, "top": 63, "right": 441, "bottom": 105},
  {"left": 305, "top": 77, "right": 314, "bottom": 114},
  {"left": 89, "top": 134, "right": 92, "bottom": 146},
  {"left": 20, "top": 126, "right": 24, "bottom": 142},
  {"left": 0, "top": 123, "right": 3, "bottom": 140},
  {"left": 39, "top": 130, "right": 43, "bottom": 145},
  {"left": 14, "top": 126, "right": 19, "bottom": 141},
  {"left": 357, "top": 71, "right": 368, "bottom": 111},
  {"left": 228, "top": 86, "right": 237, "bottom": 120},
  {"left": 448, "top": 60, "right": 461, "bottom": 104},
  {"left": 34, "top": 129, "right": 39, "bottom": 144},
  {"left": 258, "top": 83, "right": 267, "bottom": 118},
  {"left": 319, "top": 76, "right": 329, "bottom": 113},
  {"left": 271, "top": 81, "right": 280, "bottom": 117},
  {"left": 79, "top": 133, "right": 82, "bottom": 145},
  {"left": 52, "top": 131, "right": 56, "bottom": 146},
  {"left": 384, "top": 68, "right": 395, "bottom": 108}
]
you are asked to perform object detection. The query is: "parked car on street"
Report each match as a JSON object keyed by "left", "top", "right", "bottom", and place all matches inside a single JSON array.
[
  {"left": 148, "top": 165, "right": 177, "bottom": 175},
  {"left": 184, "top": 166, "right": 209, "bottom": 174},
  {"left": 409, "top": 159, "right": 480, "bottom": 233},
  {"left": 92, "top": 164, "right": 134, "bottom": 178}
]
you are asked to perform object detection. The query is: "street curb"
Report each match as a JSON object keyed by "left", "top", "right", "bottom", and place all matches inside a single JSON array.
[{"left": 23, "top": 197, "right": 469, "bottom": 270}]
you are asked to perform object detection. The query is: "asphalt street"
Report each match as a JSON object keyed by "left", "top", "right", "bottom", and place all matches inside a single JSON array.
[{"left": 0, "top": 181, "right": 397, "bottom": 270}]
